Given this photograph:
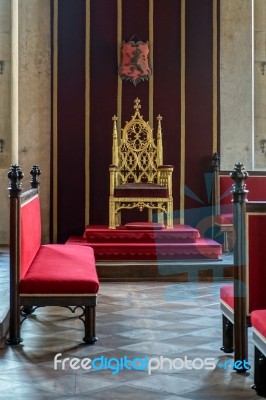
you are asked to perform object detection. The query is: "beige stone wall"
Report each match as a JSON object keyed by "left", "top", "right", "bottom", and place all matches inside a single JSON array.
[
  {"left": 18, "top": 0, "right": 51, "bottom": 243},
  {"left": 220, "top": 0, "right": 253, "bottom": 170},
  {"left": 0, "top": 0, "right": 11, "bottom": 243},
  {"left": 254, "top": 0, "right": 266, "bottom": 169},
  {"left": 0, "top": 0, "right": 51, "bottom": 244},
  {"left": 0, "top": 0, "right": 11, "bottom": 169}
]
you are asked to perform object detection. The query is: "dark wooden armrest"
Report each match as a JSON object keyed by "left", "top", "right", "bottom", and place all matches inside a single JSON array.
[{"left": 246, "top": 201, "right": 266, "bottom": 213}]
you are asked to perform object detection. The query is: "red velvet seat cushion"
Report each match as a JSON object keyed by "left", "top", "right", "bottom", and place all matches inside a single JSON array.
[
  {"left": 220, "top": 284, "right": 234, "bottom": 309},
  {"left": 215, "top": 213, "right": 233, "bottom": 225},
  {"left": 114, "top": 182, "right": 168, "bottom": 197},
  {"left": 20, "top": 244, "right": 99, "bottom": 295},
  {"left": 251, "top": 310, "right": 266, "bottom": 338}
]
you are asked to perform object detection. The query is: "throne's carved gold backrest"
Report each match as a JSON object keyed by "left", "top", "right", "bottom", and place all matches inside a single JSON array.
[{"left": 112, "top": 98, "right": 163, "bottom": 185}]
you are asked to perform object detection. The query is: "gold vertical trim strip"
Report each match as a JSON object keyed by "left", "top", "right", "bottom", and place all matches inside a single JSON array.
[
  {"left": 53, "top": 0, "right": 58, "bottom": 242},
  {"left": 212, "top": 0, "right": 218, "bottom": 153},
  {"left": 180, "top": 0, "right": 186, "bottom": 224},
  {"left": 149, "top": 0, "right": 154, "bottom": 127},
  {"left": 85, "top": 0, "right": 90, "bottom": 225},
  {"left": 117, "top": 0, "right": 122, "bottom": 135}
]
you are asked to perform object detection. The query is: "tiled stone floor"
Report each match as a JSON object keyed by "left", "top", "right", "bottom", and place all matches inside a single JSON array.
[
  {"left": 0, "top": 251, "right": 263, "bottom": 399},
  {"left": 0, "top": 249, "right": 9, "bottom": 345}
]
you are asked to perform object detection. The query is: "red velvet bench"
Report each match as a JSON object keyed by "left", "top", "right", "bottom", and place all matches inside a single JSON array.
[
  {"left": 251, "top": 310, "right": 266, "bottom": 397},
  {"left": 219, "top": 163, "right": 266, "bottom": 373},
  {"left": 6, "top": 165, "right": 99, "bottom": 345},
  {"left": 212, "top": 153, "right": 266, "bottom": 251}
]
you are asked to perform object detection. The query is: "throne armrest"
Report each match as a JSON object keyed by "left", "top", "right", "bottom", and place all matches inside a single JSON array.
[
  {"left": 158, "top": 165, "right": 174, "bottom": 196},
  {"left": 158, "top": 165, "right": 174, "bottom": 176},
  {"left": 158, "top": 165, "right": 174, "bottom": 170}
]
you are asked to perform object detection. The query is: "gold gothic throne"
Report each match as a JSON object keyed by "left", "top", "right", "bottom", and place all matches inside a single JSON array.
[{"left": 109, "top": 98, "right": 174, "bottom": 229}]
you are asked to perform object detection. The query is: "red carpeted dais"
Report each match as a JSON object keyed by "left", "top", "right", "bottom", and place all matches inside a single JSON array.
[{"left": 66, "top": 224, "right": 222, "bottom": 261}]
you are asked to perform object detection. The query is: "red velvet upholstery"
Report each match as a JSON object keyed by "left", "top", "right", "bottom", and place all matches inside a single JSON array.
[
  {"left": 219, "top": 175, "right": 266, "bottom": 206},
  {"left": 20, "top": 196, "right": 99, "bottom": 295},
  {"left": 215, "top": 176, "right": 266, "bottom": 254},
  {"left": 83, "top": 225, "right": 201, "bottom": 243},
  {"left": 248, "top": 215, "right": 266, "bottom": 313},
  {"left": 219, "top": 176, "right": 234, "bottom": 206},
  {"left": 21, "top": 196, "right": 41, "bottom": 278},
  {"left": 125, "top": 222, "right": 165, "bottom": 230},
  {"left": 251, "top": 310, "right": 266, "bottom": 338},
  {"left": 220, "top": 284, "right": 234, "bottom": 309},
  {"left": 114, "top": 182, "right": 168, "bottom": 197},
  {"left": 20, "top": 244, "right": 99, "bottom": 294}
]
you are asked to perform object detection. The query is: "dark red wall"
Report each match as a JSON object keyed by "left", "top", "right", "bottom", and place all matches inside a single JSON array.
[
  {"left": 185, "top": 0, "right": 213, "bottom": 209},
  {"left": 57, "top": 0, "right": 86, "bottom": 242},
  {"left": 55, "top": 0, "right": 219, "bottom": 242},
  {"left": 90, "top": 0, "right": 117, "bottom": 226},
  {"left": 154, "top": 0, "right": 181, "bottom": 213}
]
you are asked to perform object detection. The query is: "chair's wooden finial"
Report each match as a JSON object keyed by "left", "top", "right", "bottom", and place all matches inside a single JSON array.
[
  {"left": 30, "top": 165, "right": 41, "bottom": 189},
  {"left": 7, "top": 164, "right": 24, "bottom": 197},
  {"left": 212, "top": 152, "right": 220, "bottom": 170},
  {"left": 230, "top": 162, "right": 249, "bottom": 194}
]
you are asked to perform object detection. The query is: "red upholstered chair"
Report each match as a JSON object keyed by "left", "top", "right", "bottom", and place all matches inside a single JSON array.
[
  {"left": 219, "top": 163, "right": 266, "bottom": 371},
  {"left": 109, "top": 98, "right": 174, "bottom": 229},
  {"left": 251, "top": 310, "right": 266, "bottom": 397},
  {"left": 7, "top": 165, "right": 99, "bottom": 345}
]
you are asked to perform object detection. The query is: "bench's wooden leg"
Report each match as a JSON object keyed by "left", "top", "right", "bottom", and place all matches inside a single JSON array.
[
  {"left": 21, "top": 306, "right": 35, "bottom": 315},
  {"left": 83, "top": 306, "right": 98, "bottom": 344},
  {"left": 252, "top": 346, "right": 266, "bottom": 397},
  {"left": 6, "top": 303, "right": 23, "bottom": 345},
  {"left": 220, "top": 315, "right": 234, "bottom": 353}
]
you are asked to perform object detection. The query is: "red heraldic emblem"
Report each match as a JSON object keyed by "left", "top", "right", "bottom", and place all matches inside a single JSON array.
[{"left": 119, "top": 41, "right": 152, "bottom": 86}]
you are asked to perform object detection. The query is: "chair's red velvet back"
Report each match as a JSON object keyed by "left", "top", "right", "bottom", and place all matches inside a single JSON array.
[
  {"left": 248, "top": 213, "right": 266, "bottom": 313},
  {"left": 219, "top": 175, "right": 266, "bottom": 207},
  {"left": 20, "top": 195, "right": 41, "bottom": 279}
]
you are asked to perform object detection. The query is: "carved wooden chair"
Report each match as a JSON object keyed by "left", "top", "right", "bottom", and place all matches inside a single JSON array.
[
  {"left": 219, "top": 163, "right": 266, "bottom": 372},
  {"left": 109, "top": 98, "right": 173, "bottom": 229},
  {"left": 7, "top": 165, "right": 99, "bottom": 345}
]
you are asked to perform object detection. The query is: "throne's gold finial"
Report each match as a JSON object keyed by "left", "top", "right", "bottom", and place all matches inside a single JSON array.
[
  {"left": 157, "top": 114, "right": 163, "bottom": 123},
  {"left": 134, "top": 98, "right": 141, "bottom": 111}
]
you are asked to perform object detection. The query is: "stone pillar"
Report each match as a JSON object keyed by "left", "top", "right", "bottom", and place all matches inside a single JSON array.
[
  {"left": 220, "top": 0, "right": 253, "bottom": 170},
  {"left": 0, "top": 0, "right": 11, "bottom": 244},
  {"left": 11, "top": 0, "right": 18, "bottom": 164},
  {"left": 254, "top": 0, "right": 266, "bottom": 168}
]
